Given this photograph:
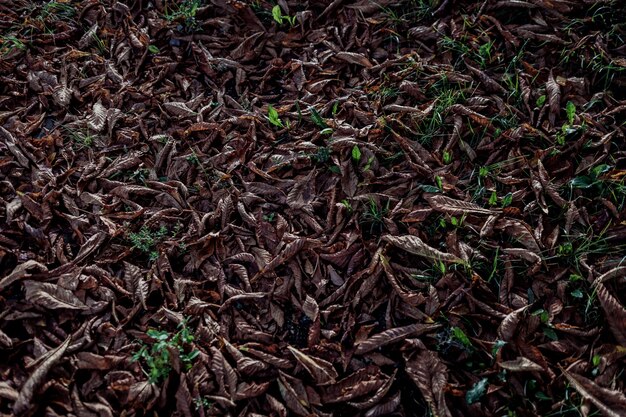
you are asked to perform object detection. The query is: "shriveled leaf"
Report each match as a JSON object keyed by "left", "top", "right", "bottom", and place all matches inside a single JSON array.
[
  {"left": 546, "top": 70, "right": 561, "bottom": 125},
  {"left": 563, "top": 370, "right": 626, "bottom": 417},
  {"left": 14, "top": 337, "right": 71, "bottom": 414},
  {"left": 277, "top": 373, "right": 310, "bottom": 416},
  {"left": 382, "top": 235, "right": 465, "bottom": 264},
  {"left": 499, "top": 357, "right": 544, "bottom": 372},
  {"left": 595, "top": 284, "right": 626, "bottom": 346},
  {"left": 355, "top": 323, "right": 440, "bottom": 355},
  {"left": 335, "top": 52, "right": 373, "bottom": 67},
  {"left": 406, "top": 350, "right": 452, "bottom": 417},
  {"left": 24, "top": 282, "right": 87, "bottom": 310},
  {"left": 287, "top": 346, "right": 337, "bottom": 385},
  {"left": 498, "top": 306, "right": 528, "bottom": 342},
  {"left": 0, "top": 260, "right": 47, "bottom": 290}
]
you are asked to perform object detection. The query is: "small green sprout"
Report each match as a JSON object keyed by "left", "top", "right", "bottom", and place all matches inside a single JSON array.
[
  {"left": 501, "top": 192, "right": 513, "bottom": 208},
  {"left": 128, "top": 225, "right": 169, "bottom": 261},
  {"left": 272, "top": 5, "right": 297, "bottom": 27},
  {"left": 309, "top": 107, "right": 327, "bottom": 129},
  {"left": 536, "top": 95, "right": 546, "bottom": 107},
  {"left": 435, "top": 175, "right": 444, "bottom": 191},
  {"left": 0, "top": 35, "right": 26, "bottom": 56},
  {"left": 352, "top": 145, "right": 362, "bottom": 163},
  {"left": 132, "top": 320, "right": 199, "bottom": 384},
  {"left": 451, "top": 326, "right": 473, "bottom": 348},
  {"left": 340, "top": 199, "right": 353, "bottom": 212},
  {"left": 566, "top": 101, "right": 576, "bottom": 125},
  {"left": 267, "top": 104, "right": 285, "bottom": 128}
]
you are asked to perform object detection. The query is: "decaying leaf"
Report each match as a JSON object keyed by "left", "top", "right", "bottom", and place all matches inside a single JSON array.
[
  {"left": 595, "top": 284, "right": 626, "bottom": 346},
  {"left": 382, "top": 235, "right": 465, "bottom": 264},
  {"left": 0, "top": 1, "right": 624, "bottom": 416},
  {"left": 563, "top": 370, "right": 626, "bottom": 417},
  {"left": 14, "top": 337, "right": 71, "bottom": 415},
  {"left": 406, "top": 350, "right": 452, "bottom": 417},
  {"left": 425, "top": 194, "right": 498, "bottom": 216},
  {"left": 287, "top": 346, "right": 337, "bottom": 385},
  {"left": 355, "top": 324, "right": 440, "bottom": 355}
]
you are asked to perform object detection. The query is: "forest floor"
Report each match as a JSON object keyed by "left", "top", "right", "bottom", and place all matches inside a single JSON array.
[{"left": 1, "top": 0, "right": 626, "bottom": 416}]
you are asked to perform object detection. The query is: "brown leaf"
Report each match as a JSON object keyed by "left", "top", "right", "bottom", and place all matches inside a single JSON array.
[
  {"left": 73, "top": 232, "right": 107, "bottom": 264},
  {"left": 425, "top": 194, "right": 498, "bottom": 216},
  {"left": 0, "top": 382, "right": 18, "bottom": 402},
  {"left": 563, "top": 370, "right": 626, "bottom": 417},
  {"left": 175, "top": 375, "right": 193, "bottom": 417},
  {"left": 406, "top": 350, "right": 452, "bottom": 417},
  {"left": 0, "top": 125, "right": 31, "bottom": 167},
  {"left": 302, "top": 295, "right": 319, "bottom": 321},
  {"left": 364, "top": 391, "right": 401, "bottom": 417},
  {"left": 127, "top": 381, "right": 157, "bottom": 407},
  {"left": 287, "top": 346, "right": 337, "bottom": 385},
  {"left": 13, "top": 336, "right": 71, "bottom": 415},
  {"left": 323, "top": 367, "right": 385, "bottom": 404},
  {"left": 355, "top": 323, "right": 440, "bottom": 355},
  {"left": 164, "top": 102, "right": 197, "bottom": 117},
  {"left": 499, "top": 357, "right": 544, "bottom": 372},
  {"left": 595, "top": 284, "right": 626, "bottom": 346},
  {"left": 277, "top": 372, "right": 310, "bottom": 416},
  {"left": 382, "top": 235, "right": 465, "bottom": 264},
  {"left": 498, "top": 306, "right": 528, "bottom": 342},
  {"left": 334, "top": 52, "right": 373, "bottom": 67},
  {"left": 0, "top": 260, "right": 47, "bottom": 290},
  {"left": 595, "top": 266, "right": 626, "bottom": 285},
  {"left": 24, "top": 281, "right": 87, "bottom": 310},
  {"left": 234, "top": 381, "right": 270, "bottom": 400},
  {"left": 546, "top": 70, "right": 561, "bottom": 125},
  {"left": 348, "top": 369, "right": 397, "bottom": 409}
]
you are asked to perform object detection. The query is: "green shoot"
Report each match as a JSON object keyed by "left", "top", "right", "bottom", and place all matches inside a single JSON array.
[
  {"left": 0, "top": 36, "right": 26, "bottom": 56},
  {"left": 536, "top": 95, "right": 546, "bottom": 107},
  {"left": 352, "top": 145, "right": 362, "bottom": 163},
  {"left": 132, "top": 320, "right": 199, "bottom": 384},
  {"left": 272, "top": 4, "right": 297, "bottom": 27},
  {"left": 501, "top": 192, "right": 513, "bottom": 208},
  {"left": 435, "top": 175, "right": 443, "bottom": 191},
  {"left": 267, "top": 105, "right": 285, "bottom": 128},
  {"left": 566, "top": 101, "right": 576, "bottom": 125},
  {"left": 310, "top": 107, "right": 327, "bottom": 129},
  {"left": 164, "top": 0, "right": 200, "bottom": 29},
  {"left": 128, "top": 225, "right": 169, "bottom": 261}
]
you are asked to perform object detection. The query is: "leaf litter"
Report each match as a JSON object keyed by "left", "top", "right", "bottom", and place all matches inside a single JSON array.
[{"left": 0, "top": 0, "right": 625, "bottom": 416}]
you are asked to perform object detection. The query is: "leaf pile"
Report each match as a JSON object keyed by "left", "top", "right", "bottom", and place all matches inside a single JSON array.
[{"left": 1, "top": 0, "right": 625, "bottom": 416}]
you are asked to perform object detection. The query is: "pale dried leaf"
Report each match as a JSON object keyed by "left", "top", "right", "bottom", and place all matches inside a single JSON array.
[
  {"left": 499, "top": 357, "right": 544, "bottom": 372},
  {"left": 382, "top": 235, "right": 465, "bottom": 264},
  {"left": 425, "top": 194, "right": 497, "bottom": 215}
]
